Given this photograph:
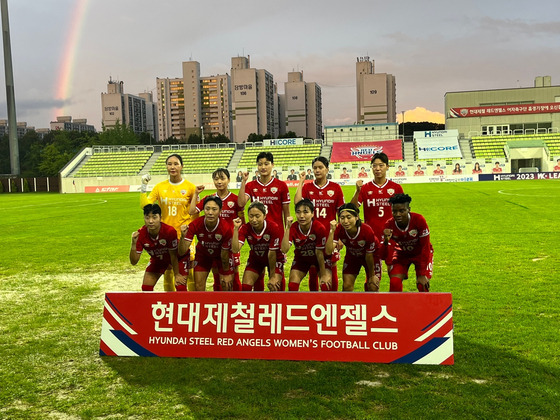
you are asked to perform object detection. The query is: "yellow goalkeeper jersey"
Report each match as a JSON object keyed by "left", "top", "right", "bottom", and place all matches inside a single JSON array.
[{"left": 140, "top": 178, "right": 197, "bottom": 238}]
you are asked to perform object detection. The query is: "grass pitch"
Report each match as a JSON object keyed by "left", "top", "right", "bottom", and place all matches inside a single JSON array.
[{"left": 0, "top": 180, "right": 559, "bottom": 419}]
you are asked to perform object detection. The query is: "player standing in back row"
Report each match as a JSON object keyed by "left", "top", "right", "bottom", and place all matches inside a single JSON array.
[
  {"left": 238, "top": 151, "right": 290, "bottom": 290},
  {"left": 350, "top": 152, "right": 403, "bottom": 288},
  {"left": 294, "top": 156, "right": 344, "bottom": 291}
]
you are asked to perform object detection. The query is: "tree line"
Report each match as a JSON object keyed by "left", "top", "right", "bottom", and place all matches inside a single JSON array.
[{"left": 0, "top": 121, "right": 301, "bottom": 177}]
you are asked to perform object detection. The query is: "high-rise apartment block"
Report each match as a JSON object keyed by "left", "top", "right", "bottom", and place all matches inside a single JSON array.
[
  {"left": 156, "top": 77, "right": 185, "bottom": 140},
  {"left": 101, "top": 79, "right": 158, "bottom": 140},
  {"left": 281, "top": 71, "right": 322, "bottom": 139},
  {"left": 231, "top": 56, "right": 277, "bottom": 143},
  {"left": 356, "top": 57, "right": 396, "bottom": 124},
  {"left": 156, "top": 62, "right": 232, "bottom": 142},
  {"left": 50, "top": 116, "right": 95, "bottom": 133}
]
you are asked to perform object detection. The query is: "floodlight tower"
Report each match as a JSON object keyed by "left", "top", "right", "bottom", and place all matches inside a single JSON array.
[{"left": 1, "top": 0, "right": 20, "bottom": 175}]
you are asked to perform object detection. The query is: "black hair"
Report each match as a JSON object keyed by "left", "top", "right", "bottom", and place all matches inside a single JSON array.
[
  {"left": 371, "top": 152, "right": 389, "bottom": 165},
  {"left": 295, "top": 198, "right": 314, "bottom": 213},
  {"left": 248, "top": 201, "right": 267, "bottom": 215},
  {"left": 389, "top": 193, "right": 412, "bottom": 206},
  {"left": 143, "top": 203, "right": 162, "bottom": 216},
  {"left": 166, "top": 153, "right": 183, "bottom": 165},
  {"left": 212, "top": 168, "right": 230, "bottom": 179},
  {"left": 256, "top": 152, "right": 274, "bottom": 164},
  {"left": 312, "top": 156, "right": 329, "bottom": 168},
  {"left": 337, "top": 203, "right": 361, "bottom": 227},
  {"left": 203, "top": 195, "right": 222, "bottom": 210}
]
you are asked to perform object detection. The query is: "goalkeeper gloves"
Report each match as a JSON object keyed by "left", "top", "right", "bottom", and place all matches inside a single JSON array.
[{"left": 140, "top": 174, "right": 151, "bottom": 193}]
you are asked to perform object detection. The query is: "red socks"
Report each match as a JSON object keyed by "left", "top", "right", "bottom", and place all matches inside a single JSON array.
[
  {"left": 389, "top": 277, "right": 403, "bottom": 292},
  {"left": 288, "top": 282, "right": 300, "bottom": 291},
  {"left": 175, "top": 284, "right": 187, "bottom": 291},
  {"left": 242, "top": 284, "right": 253, "bottom": 291},
  {"left": 141, "top": 284, "right": 154, "bottom": 291}
]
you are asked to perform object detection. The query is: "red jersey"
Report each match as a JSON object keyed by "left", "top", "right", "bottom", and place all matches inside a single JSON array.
[
  {"left": 414, "top": 170, "right": 425, "bottom": 176},
  {"left": 395, "top": 170, "right": 405, "bottom": 177},
  {"left": 195, "top": 192, "right": 244, "bottom": 223},
  {"left": 492, "top": 167, "right": 503, "bottom": 173},
  {"left": 245, "top": 178, "right": 290, "bottom": 228},
  {"left": 288, "top": 221, "right": 327, "bottom": 263},
  {"left": 340, "top": 173, "right": 350, "bottom": 179},
  {"left": 334, "top": 223, "right": 380, "bottom": 259},
  {"left": 433, "top": 169, "right": 444, "bottom": 175},
  {"left": 356, "top": 179, "right": 404, "bottom": 235},
  {"left": 237, "top": 220, "right": 283, "bottom": 265},
  {"left": 135, "top": 222, "right": 178, "bottom": 263},
  {"left": 384, "top": 212, "right": 432, "bottom": 260},
  {"left": 301, "top": 180, "right": 345, "bottom": 231},
  {"left": 184, "top": 217, "right": 232, "bottom": 258}
]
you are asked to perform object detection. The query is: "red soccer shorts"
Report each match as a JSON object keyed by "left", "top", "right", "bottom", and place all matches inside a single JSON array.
[{"left": 388, "top": 251, "right": 433, "bottom": 280}]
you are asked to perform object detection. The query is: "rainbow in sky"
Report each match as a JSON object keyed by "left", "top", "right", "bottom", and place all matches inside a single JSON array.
[{"left": 54, "top": 0, "right": 91, "bottom": 119}]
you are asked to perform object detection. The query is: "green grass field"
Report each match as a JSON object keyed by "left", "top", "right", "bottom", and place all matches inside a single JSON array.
[{"left": 1, "top": 180, "right": 559, "bottom": 419}]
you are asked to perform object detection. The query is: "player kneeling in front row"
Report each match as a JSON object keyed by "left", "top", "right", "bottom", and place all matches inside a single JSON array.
[
  {"left": 326, "top": 203, "right": 381, "bottom": 291},
  {"left": 281, "top": 199, "right": 332, "bottom": 291},
  {"left": 179, "top": 196, "right": 234, "bottom": 291},
  {"left": 383, "top": 193, "right": 433, "bottom": 292},
  {"left": 232, "top": 201, "right": 285, "bottom": 291},
  {"left": 130, "top": 204, "right": 187, "bottom": 291}
]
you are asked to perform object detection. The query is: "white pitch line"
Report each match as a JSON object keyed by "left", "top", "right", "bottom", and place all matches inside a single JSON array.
[{"left": 497, "top": 190, "right": 550, "bottom": 197}]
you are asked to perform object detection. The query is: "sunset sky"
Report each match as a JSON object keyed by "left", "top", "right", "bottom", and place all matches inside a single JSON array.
[{"left": 2, "top": 0, "right": 559, "bottom": 130}]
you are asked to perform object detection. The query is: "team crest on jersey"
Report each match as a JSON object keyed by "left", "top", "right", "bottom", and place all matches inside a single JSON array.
[
  {"left": 327, "top": 190, "right": 334, "bottom": 197},
  {"left": 368, "top": 191, "right": 373, "bottom": 195},
  {"left": 309, "top": 234, "right": 316, "bottom": 241},
  {"left": 181, "top": 190, "right": 187, "bottom": 195},
  {"left": 358, "top": 240, "right": 366, "bottom": 247},
  {"left": 199, "top": 233, "right": 205, "bottom": 238},
  {"left": 207, "top": 249, "right": 214, "bottom": 254},
  {"left": 144, "top": 243, "right": 150, "bottom": 248},
  {"left": 388, "top": 188, "right": 395, "bottom": 195},
  {"left": 227, "top": 202, "right": 234, "bottom": 208},
  {"left": 295, "top": 238, "right": 301, "bottom": 243},
  {"left": 253, "top": 188, "right": 258, "bottom": 193},
  {"left": 159, "top": 239, "right": 167, "bottom": 246},
  {"left": 309, "top": 191, "right": 314, "bottom": 195},
  {"left": 263, "top": 234, "right": 270, "bottom": 242},
  {"left": 215, "top": 234, "right": 222, "bottom": 241},
  {"left": 271, "top": 187, "right": 278, "bottom": 194},
  {"left": 409, "top": 229, "right": 418, "bottom": 237}
]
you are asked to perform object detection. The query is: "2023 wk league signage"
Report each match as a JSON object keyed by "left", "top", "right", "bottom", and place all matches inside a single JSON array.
[{"left": 100, "top": 292, "right": 453, "bottom": 365}]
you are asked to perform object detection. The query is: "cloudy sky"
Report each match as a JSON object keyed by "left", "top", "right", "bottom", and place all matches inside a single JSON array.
[{"left": 2, "top": 0, "right": 560, "bottom": 131}]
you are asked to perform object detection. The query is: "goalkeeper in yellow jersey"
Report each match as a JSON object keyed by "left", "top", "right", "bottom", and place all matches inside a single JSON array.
[{"left": 140, "top": 153, "right": 197, "bottom": 291}]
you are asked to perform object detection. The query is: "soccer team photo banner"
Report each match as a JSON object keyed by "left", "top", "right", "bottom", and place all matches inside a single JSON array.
[{"left": 100, "top": 292, "right": 454, "bottom": 365}]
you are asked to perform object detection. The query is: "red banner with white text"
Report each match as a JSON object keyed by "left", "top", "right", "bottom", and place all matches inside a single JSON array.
[
  {"left": 330, "top": 140, "right": 403, "bottom": 162},
  {"left": 84, "top": 185, "right": 131, "bottom": 193},
  {"left": 100, "top": 292, "right": 453, "bottom": 364},
  {"left": 449, "top": 102, "right": 560, "bottom": 118}
]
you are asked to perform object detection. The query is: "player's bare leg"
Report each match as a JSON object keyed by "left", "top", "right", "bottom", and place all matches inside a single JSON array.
[
  {"left": 194, "top": 270, "right": 209, "bottom": 291},
  {"left": 242, "top": 270, "right": 260, "bottom": 291},
  {"left": 288, "top": 269, "right": 306, "bottom": 291},
  {"left": 342, "top": 273, "right": 357, "bottom": 291},
  {"left": 142, "top": 272, "right": 161, "bottom": 291}
]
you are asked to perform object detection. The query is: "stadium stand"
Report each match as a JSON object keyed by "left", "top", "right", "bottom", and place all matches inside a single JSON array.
[
  {"left": 237, "top": 144, "right": 322, "bottom": 170},
  {"left": 150, "top": 148, "right": 235, "bottom": 174},
  {"left": 471, "top": 133, "right": 560, "bottom": 160},
  {"left": 74, "top": 151, "right": 153, "bottom": 177}
]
